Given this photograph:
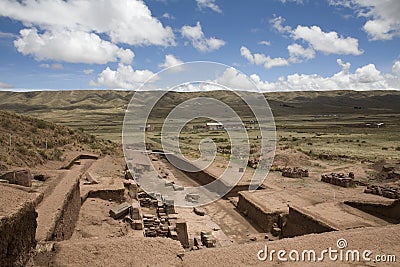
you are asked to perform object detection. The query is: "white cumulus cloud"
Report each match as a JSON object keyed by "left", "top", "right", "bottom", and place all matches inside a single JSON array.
[
  {"left": 253, "top": 16, "right": 363, "bottom": 69},
  {"left": 287, "top": 43, "right": 316, "bottom": 62},
  {"left": 0, "top": 0, "right": 174, "bottom": 65},
  {"left": 352, "top": 64, "right": 383, "bottom": 83},
  {"left": 196, "top": 0, "right": 222, "bottom": 13},
  {"left": 215, "top": 67, "right": 256, "bottom": 91},
  {"left": 240, "top": 46, "right": 290, "bottom": 69},
  {"left": 330, "top": 0, "right": 400, "bottom": 41},
  {"left": 292, "top": 25, "right": 363, "bottom": 55},
  {"left": 270, "top": 16, "right": 292, "bottom": 33},
  {"left": 14, "top": 28, "right": 134, "bottom": 64},
  {"left": 392, "top": 60, "right": 400, "bottom": 75},
  {"left": 0, "top": 0, "right": 175, "bottom": 46},
  {"left": 159, "top": 54, "right": 184, "bottom": 69},
  {"left": 90, "top": 63, "right": 155, "bottom": 89},
  {"left": 181, "top": 22, "right": 225, "bottom": 52},
  {"left": 217, "top": 59, "right": 400, "bottom": 92}
]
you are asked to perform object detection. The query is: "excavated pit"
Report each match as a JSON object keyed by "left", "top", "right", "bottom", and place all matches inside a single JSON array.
[{"left": 345, "top": 199, "right": 400, "bottom": 223}]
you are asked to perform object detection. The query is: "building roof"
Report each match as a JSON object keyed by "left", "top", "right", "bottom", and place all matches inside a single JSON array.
[{"left": 206, "top": 122, "right": 223, "bottom": 126}]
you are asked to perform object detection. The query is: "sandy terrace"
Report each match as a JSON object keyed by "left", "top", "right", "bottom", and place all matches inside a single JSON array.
[{"left": 0, "top": 185, "right": 41, "bottom": 217}]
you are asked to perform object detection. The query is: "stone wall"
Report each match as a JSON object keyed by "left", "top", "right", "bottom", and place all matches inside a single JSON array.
[
  {"left": 345, "top": 200, "right": 400, "bottom": 223},
  {"left": 237, "top": 193, "right": 283, "bottom": 232},
  {"left": 62, "top": 154, "right": 99, "bottom": 170},
  {"left": 282, "top": 206, "right": 337, "bottom": 238},
  {"left": 0, "top": 190, "right": 37, "bottom": 266},
  {"left": 281, "top": 167, "right": 309, "bottom": 178},
  {"left": 0, "top": 170, "right": 32, "bottom": 187},
  {"left": 321, "top": 173, "right": 355, "bottom": 188},
  {"left": 51, "top": 181, "right": 81, "bottom": 241},
  {"left": 165, "top": 154, "right": 250, "bottom": 197},
  {"left": 364, "top": 185, "right": 399, "bottom": 199},
  {"left": 82, "top": 188, "right": 125, "bottom": 203}
]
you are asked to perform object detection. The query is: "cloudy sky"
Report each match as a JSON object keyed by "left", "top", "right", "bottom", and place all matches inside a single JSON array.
[{"left": 0, "top": 0, "right": 399, "bottom": 91}]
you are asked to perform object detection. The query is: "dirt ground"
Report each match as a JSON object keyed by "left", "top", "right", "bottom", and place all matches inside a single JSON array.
[
  {"left": 6, "top": 145, "right": 398, "bottom": 266},
  {"left": 154, "top": 155, "right": 266, "bottom": 245},
  {"left": 71, "top": 198, "right": 129, "bottom": 240}
]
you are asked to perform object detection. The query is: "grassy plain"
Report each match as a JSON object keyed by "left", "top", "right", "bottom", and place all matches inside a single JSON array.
[{"left": 0, "top": 90, "right": 398, "bottom": 161}]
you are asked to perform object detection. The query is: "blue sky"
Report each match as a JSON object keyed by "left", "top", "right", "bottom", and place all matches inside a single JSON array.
[{"left": 0, "top": 0, "right": 399, "bottom": 91}]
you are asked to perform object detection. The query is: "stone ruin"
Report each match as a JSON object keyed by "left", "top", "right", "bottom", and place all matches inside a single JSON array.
[
  {"left": 109, "top": 200, "right": 144, "bottom": 231},
  {"left": 108, "top": 187, "right": 180, "bottom": 241},
  {"left": 321, "top": 172, "right": 355, "bottom": 188},
  {"left": 380, "top": 164, "right": 400, "bottom": 180},
  {"left": 185, "top": 193, "right": 200, "bottom": 203},
  {"left": 364, "top": 185, "right": 400, "bottom": 199},
  {"left": 0, "top": 169, "right": 32, "bottom": 187},
  {"left": 281, "top": 167, "right": 309, "bottom": 178},
  {"left": 200, "top": 231, "right": 216, "bottom": 248},
  {"left": 137, "top": 191, "right": 178, "bottom": 239},
  {"left": 247, "top": 158, "right": 259, "bottom": 169}
]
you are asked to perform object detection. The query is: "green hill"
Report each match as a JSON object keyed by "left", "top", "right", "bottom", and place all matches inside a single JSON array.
[{"left": 0, "top": 110, "right": 118, "bottom": 170}]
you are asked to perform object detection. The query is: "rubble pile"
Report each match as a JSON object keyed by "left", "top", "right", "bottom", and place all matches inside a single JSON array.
[
  {"left": 364, "top": 185, "right": 400, "bottom": 199},
  {"left": 247, "top": 158, "right": 259, "bottom": 169},
  {"left": 321, "top": 172, "right": 355, "bottom": 188},
  {"left": 281, "top": 167, "right": 309, "bottom": 178},
  {"left": 380, "top": 164, "right": 400, "bottom": 180}
]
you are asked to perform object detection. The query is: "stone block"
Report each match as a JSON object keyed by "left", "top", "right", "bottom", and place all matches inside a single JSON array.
[
  {"left": 0, "top": 169, "right": 32, "bottom": 187},
  {"left": 109, "top": 202, "right": 131, "bottom": 219}
]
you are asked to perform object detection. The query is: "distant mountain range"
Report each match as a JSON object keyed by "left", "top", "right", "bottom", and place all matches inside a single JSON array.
[{"left": 0, "top": 90, "right": 399, "bottom": 117}]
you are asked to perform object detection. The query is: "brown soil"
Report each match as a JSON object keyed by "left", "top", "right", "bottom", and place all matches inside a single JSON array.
[
  {"left": 37, "top": 237, "right": 184, "bottom": 267},
  {"left": 182, "top": 224, "right": 400, "bottom": 266},
  {"left": 71, "top": 198, "right": 129, "bottom": 240},
  {"left": 6, "top": 143, "right": 399, "bottom": 266}
]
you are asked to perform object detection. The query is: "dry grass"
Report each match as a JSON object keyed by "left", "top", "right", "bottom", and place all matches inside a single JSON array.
[{"left": 0, "top": 110, "right": 118, "bottom": 169}]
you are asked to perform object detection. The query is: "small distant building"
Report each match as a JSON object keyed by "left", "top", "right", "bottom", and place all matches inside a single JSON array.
[
  {"left": 363, "top": 122, "right": 385, "bottom": 128},
  {"left": 206, "top": 122, "right": 224, "bottom": 131},
  {"left": 139, "top": 124, "right": 154, "bottom": 132},
  {"left": 224, "top": 123, "right": 245, "bottom": 131}
]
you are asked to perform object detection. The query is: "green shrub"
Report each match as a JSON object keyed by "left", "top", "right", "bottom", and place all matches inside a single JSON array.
[{"left": 35, "top": 120, "right": 48, "bottom": 129}]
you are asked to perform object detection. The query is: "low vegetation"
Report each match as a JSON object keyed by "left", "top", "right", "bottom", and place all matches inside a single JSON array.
[{"left": 0, "top": 110, "right": 118, "bottom": 169}]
